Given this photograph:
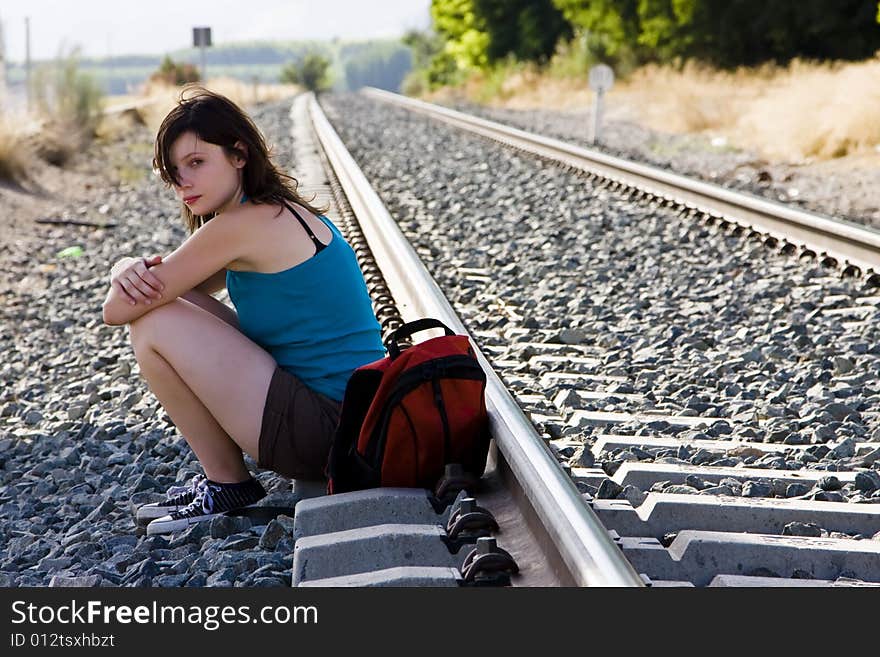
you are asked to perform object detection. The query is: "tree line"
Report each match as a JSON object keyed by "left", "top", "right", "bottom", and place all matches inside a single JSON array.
[{"left": 414, "top": 0, "right": 880, "bottom": 88}]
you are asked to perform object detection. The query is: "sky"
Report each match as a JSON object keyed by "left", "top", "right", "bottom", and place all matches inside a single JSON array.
[{"left": 0, "top": 0, "right": 432, "bottom": 62}]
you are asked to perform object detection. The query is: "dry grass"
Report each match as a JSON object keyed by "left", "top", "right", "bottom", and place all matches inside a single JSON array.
[
  {"left": 0, "top": 119, "right": 33, "bottom": 185},
  {"left": 617, "top": 58, "right": 880, "bottom": 162},
  {"left": 31, "top": 122, "right": 83, "bottom": 167},
  {"left": 123, "top": 77, "right": 302, "bottom": 133},
  {"left": 429, "top": 55, "right": 880, "bottom": 164}
]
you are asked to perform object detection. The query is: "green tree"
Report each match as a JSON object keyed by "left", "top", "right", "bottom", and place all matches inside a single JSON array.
[
  {"left": 473, "top": 0, "right": 572, "bottom": 64},
  {"left": 280, "top": 52, "right": 331, "bottom": 91},
  {"left": 431, "top": 0, "right": 491, "bottom": 70},
  {"left": 551, "top": 0, "right": 642, "bottom": 59},
  {"left": 402, "top": 30, "right": 445, "bottom": 70},
  {"left": 554, "top": 0, "right": 880, "bottom": 68}
]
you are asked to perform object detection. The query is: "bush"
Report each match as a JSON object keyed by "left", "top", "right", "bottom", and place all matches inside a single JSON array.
[
  {"left": 32, "top": 48, "right": 104, "bottom": 132},
  {"left": 29, "top": 47, "right": 105, "bottom": 164},
  {"left": 149, "top": 56, "right": 201, "bottom": 86},
  {"left": 280, "top": 53, "right": 331, "bottom": 92}
]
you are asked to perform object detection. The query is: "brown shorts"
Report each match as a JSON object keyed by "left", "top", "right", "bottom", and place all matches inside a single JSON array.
[{"left": 258, "top": 366, "right": 342, "bottom": 480}]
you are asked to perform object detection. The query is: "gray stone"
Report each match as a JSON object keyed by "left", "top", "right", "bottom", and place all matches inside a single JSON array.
[
  {"left": 829, "top": 438, "right": 857, "bottom": 459},
  {"left": 699, "top": 485, "right": 734, "bottom": 496},
  {"left": 571, "top": 446, "right": 595, "bottom": 468},
  {"left": 23, "top": 410, "right": 43, "bottom": 426},
  {"left": 742, "top": 481, "right": 772, "bottom": 498},
  {"left": 185, "top": 572, "right": 209, "bottom": 587},
  {"left": 49, "top": 574, "right": 102, "bottom": 587},
  {"left": 822, "top": 403, "right": 859, "bottom": 422},
  {"left": 817, "top": 476, "right": 843, "bottom": 491},
  {"left": 620, "top": 485, "right": 647, "bottom": 507},
  {"left": 210, "top": 515, "right": 253, "bottom": 539},
  {"left": 220, "top": 536, "right": 260, "bottom": 551},
  {"left": 663, "top": 485, "right": 698, "bottom": 495},
  {"left": 252, "top": 576, "right": 287, "bottom": 587},
  {"left": 276, "top": 514, "right": 296, "bottom": 534},
  {"left": 555, "top": 328, "right": 588, "bottom": 345},
  {"left": 206, "top": 568, "right": 236, "bottom": 587},
  {"left": 596, "top": 479, "right": 624, "bottom": 499},
  {"left": 782, "top": 522, "right": 823, "bottom": 538},
  {"left": 155, "top": 574, "right": 190, "bottom": 587},
  {"left": 833, "top": 357, "right": 854, "bottom": 375},
  {"left": 259, "top": 519, "right": 288, "bottom": 550},
  {"left": 855, "top": 471, "right": 880, "bottom": 494},
  {"left": 812, "top": 490, "right": 846, "bottom": 502},
  {"left": 689, "top": 449, "right": 716, "bottom": 466},
  {"left": 860, "top": 447, "right": 880, "bottom": 466},
  {"left": 684, "top": 474, "right": 710, "bottom": 490}
]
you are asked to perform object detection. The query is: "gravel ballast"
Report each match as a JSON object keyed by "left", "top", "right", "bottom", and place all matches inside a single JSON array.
[{"left": 442, "top": 99, "right": 880, "bottom": 231}]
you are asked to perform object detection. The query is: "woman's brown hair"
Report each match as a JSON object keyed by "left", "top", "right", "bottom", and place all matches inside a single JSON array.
[{"left": 153, "top": 85, "right": 327, "bottom": 234}]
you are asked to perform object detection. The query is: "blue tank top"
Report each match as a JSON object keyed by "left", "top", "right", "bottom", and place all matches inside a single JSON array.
[{"left": 226, "top": 211, "right": 385, "bottom": 401}]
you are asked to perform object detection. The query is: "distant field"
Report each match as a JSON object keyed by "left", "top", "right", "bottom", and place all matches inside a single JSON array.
[
  {"left": 4, "top": 38, "right": 412, "bottom": 96},
  {"left": 5, "top": 64, "right": 286, "bottom": 96}
]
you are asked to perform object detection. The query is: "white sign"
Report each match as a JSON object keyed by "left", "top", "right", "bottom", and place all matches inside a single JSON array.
[{"left": 589, "top": 64, "right": 615, "bottom": 93}]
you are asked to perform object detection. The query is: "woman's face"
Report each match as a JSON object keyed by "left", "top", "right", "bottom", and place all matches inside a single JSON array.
[{"left": 168, "top": 131, "right": 245, "bottom": 215}]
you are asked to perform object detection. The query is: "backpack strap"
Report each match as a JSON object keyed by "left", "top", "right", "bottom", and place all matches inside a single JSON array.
[{"left": 385, "top": 318, "right": 455, "bottom": 359}]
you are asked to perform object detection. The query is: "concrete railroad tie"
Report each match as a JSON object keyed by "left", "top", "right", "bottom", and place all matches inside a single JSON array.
[
  {"left": 620, "top": 530, "right": 880, "bottom": 586},
  {"left": 592, "top": 493, "right": 880, "bottom": 538}
]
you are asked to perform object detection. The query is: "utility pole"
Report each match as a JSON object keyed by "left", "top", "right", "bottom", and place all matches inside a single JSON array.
[{"left": 25, "top": 16, "right": 31, "bottom": 112}]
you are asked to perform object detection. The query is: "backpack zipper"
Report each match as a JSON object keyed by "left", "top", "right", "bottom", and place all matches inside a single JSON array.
[{"left": 432, "top": 377, "right": 452, "bottom": 464}]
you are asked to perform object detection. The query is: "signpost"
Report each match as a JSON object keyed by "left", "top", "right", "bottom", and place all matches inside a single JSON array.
[
  {"left": 588, "top": 64, "right": 614, "bottom": 145},
  {"left": 193, "top": 27, "right": 212, "bottom": 82}
]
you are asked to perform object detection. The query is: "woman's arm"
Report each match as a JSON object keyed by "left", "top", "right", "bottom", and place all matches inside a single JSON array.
[
  {"left": 179, "top": 288, "right": 240, "bottom": 329},
  {"left": 102, "top": 213, "right": 245, "bottom": 326},
  {"left": 192, "top": 268, "right": 228, "bottom": 295}
]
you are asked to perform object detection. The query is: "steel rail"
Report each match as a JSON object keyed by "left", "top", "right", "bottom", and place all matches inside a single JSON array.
[
  {"left": 307, "top": 93, "right": 643, "bottom": 587},
  {"left": 363, "top": 87, "right": 880, "bottom": 277}
]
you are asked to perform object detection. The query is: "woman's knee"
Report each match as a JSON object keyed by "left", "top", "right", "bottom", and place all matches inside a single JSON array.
[{"left": 128, "top": 299, "right": 187, "bottom": 352}]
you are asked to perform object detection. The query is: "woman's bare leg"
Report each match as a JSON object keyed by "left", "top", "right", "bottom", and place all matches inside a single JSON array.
[{"left": 128, "top": 298, "right": 276, "bottom": 483}]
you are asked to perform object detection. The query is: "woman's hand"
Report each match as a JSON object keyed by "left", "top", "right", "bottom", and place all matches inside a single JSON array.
[{"left": 109, "top": 255, "right": 165, "bottom": 306}]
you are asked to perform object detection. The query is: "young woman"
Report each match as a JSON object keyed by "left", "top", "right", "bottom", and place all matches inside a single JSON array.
[{"left": 102, "top": 87, "right": 385, "bottom": 535}]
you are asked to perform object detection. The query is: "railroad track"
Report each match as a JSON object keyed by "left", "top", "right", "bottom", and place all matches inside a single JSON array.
[
  {"left": 284, "top": 93, "right": 641, "bottom": 587},
  {"left": 362, "top": 87, "right": 880, "bottom": 281},
  {"left": 285, "top": 90, "right": 880, "bottom": 587}
]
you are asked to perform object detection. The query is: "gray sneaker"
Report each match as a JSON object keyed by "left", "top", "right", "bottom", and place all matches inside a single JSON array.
[
  {"left": 135, "top": 474, "right": 207, "bottom": 523},
  {"left": 146, "top": 477, "right": 267, "bottom": 535}
]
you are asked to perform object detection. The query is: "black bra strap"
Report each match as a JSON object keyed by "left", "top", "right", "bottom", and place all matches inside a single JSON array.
[{"left": 283, "top": 201, "right": 327, "bottom": 252}]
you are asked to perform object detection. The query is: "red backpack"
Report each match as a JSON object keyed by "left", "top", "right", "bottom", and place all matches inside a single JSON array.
[{"left": 326, "top": 319, "right": 490, "bottom": 494}]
